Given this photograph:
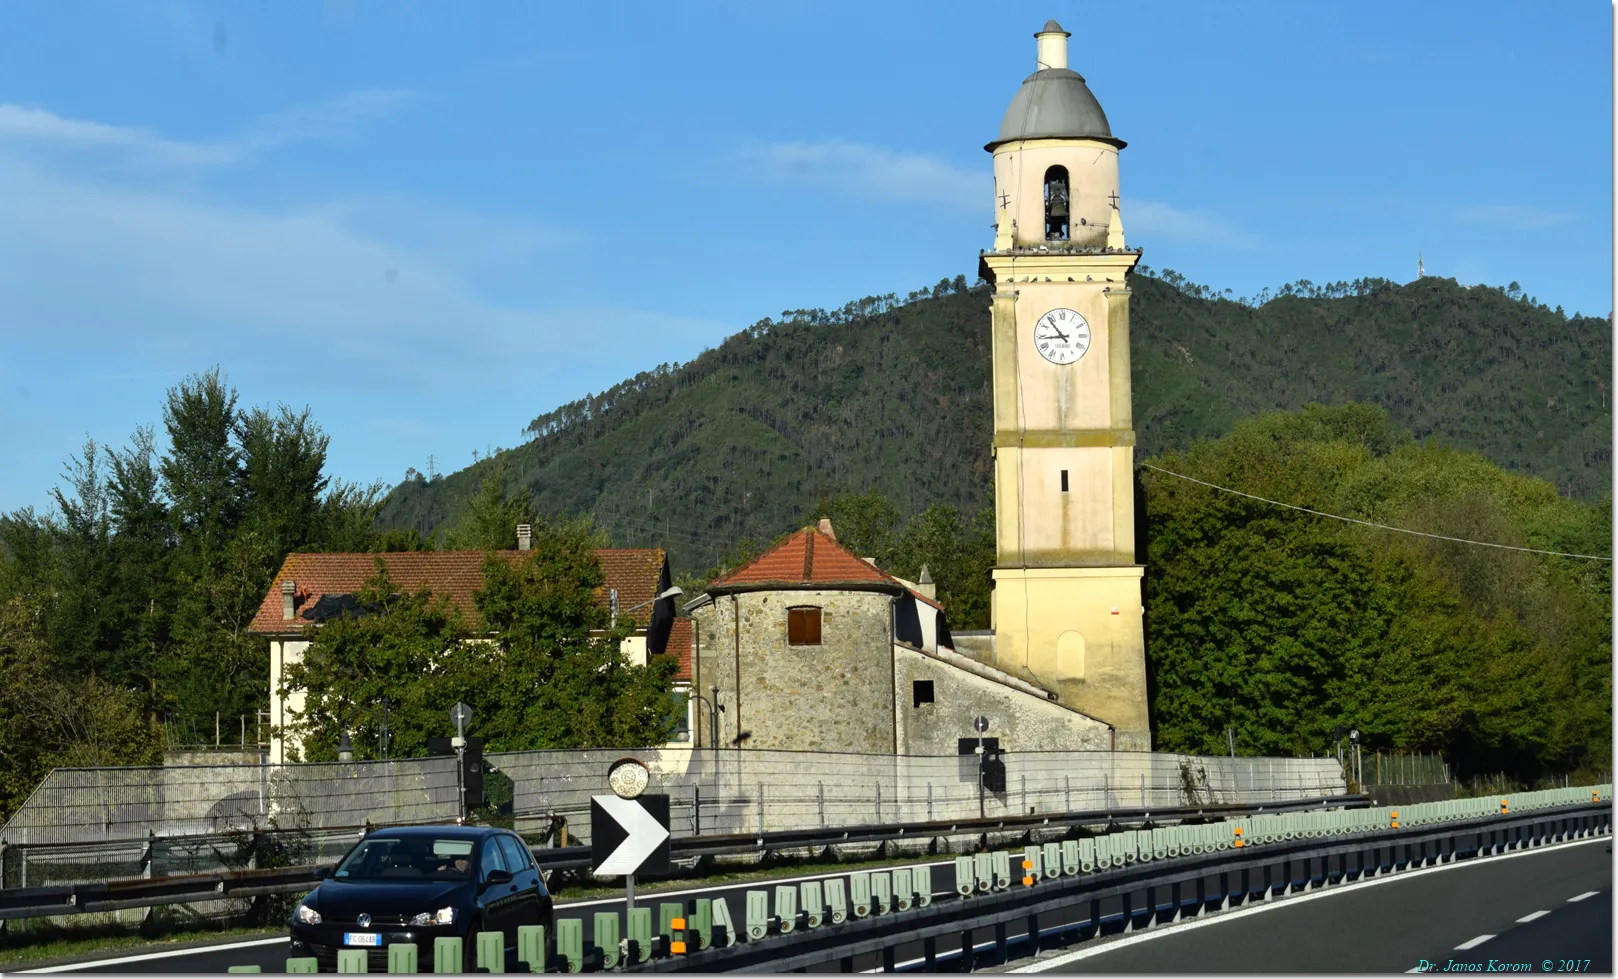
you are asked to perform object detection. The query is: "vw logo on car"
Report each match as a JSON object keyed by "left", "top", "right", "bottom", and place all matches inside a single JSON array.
[{"left": 289, "top": 825, "right": 553, "bottom": 971}]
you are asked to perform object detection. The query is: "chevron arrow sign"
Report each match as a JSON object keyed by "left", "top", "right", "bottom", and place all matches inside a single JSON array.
[{"left": 590, "top": 794, "right": 671, "bottom": 876}]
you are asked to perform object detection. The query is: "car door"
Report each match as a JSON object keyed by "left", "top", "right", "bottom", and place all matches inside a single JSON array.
[
  {"left": 495, "top": 834, "right": 544, "bottom": 927},
  {"left": 477, "top": 836, "right": 517, "bottom": 939}
]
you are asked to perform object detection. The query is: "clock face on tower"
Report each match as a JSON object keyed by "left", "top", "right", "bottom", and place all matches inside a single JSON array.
[{"left": 1033, "top": 308, "right": 1091, "bottom": 365}]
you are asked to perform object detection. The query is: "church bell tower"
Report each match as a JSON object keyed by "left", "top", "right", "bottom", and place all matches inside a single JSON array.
[{"left": 979, "top": 20, "right": 1149, "bottom": 750}]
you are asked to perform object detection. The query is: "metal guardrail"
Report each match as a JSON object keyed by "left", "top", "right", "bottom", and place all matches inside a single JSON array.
[
  {"left": 636, "top": 799, "right": 1613, "bottom": 974},
  {"left": 0, "top": 795, "right": 1366, "bottom": 921}
]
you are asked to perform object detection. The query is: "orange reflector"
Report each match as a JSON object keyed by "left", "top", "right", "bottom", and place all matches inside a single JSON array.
[
  {"left": 672, "top": 918, "right": 685, "bottom": 931},
  {"left": 1234, "top": 840, "right": 1243, "bottom": 848},
  {"left": 1022, "top": 876, "right": 1034, "bottom": 886},
  {"left": 1233, "top": 827, "right": 1243, "bottom": 836},
  {"left": 1022, "top": 860, "right": 1033, "bottom": 869},
  {"left": 671, "top": 941, "right": 686, "bottom": 955}
]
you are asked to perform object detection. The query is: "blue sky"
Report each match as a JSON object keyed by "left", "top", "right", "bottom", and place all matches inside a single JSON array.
[{"left": 1, "top": 1, "right": 1611, "bottom": 515}]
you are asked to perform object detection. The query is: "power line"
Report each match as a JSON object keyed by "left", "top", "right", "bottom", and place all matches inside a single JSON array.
[{"left": 1140, "top": 463, "right": 1612, "bottom": 562}]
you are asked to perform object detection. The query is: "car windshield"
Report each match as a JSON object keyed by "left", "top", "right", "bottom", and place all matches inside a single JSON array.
[{"left": 333, "top": 837, "right": 476, "bottom": 882}]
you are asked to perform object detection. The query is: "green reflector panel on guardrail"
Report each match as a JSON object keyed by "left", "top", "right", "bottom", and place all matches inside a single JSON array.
[
  {"left": 517, "top": 925, "right": 546, "bottom": 974},
  {"left": 433, "top": 936, "right": 462, "bottom": 974},
  {"left": 915, "top": 865, "right": 934, "bottom": 906},
  {"left": 476, "top": 930, "right": 504, "bottom": 973},
  {"left": 387, "top": 943, "right": 418, "bottom": 974},
  {"left": 227, "top": 968, "right": 261, "bottom": 975},
  {"left": 659, "top": 903, "right": 682, "bottom": 945},
  {"left": 746, "top": 889, "right": 770, "bottom": 940},
  {"left": 594, "top": 912, "right": 621, "bottom": 970},
  {"left": 800, "top": 881, "right": 824, "bottom": 927},
  {"left": 337, "top": 948, "right": 368, "bottom": 973},
  {"left": 554, "top": 920, "right": 583, "bottom": 973},
  {"left": 992, "top": 851, "right": 1013, "bottom": 889},
  {"left": 1042, "top": 842, "right": 1062, "bottom": 879},
  {"left": 286, "top": 959, "right": 318, "bottom": 975},
  {"left": 823, "top": 879, "right": 848, "bottom": 925},
  {"left": 711, "top": 896, "right": 738, "bottom": 946},
  {"left": 893, "top": 867, "right": 915, "bottom": 910},
  {"left": 626, "top": 906, "right": 653, "bottom": 964},
  {"left": 871, "top": 871, "right": 893, "bottom": 913},
  {"left": 775, "top": 885, "right": 798, "bottom": 933},
  {"left": 689, "top": 898, "right": 713, "bottom": 949},
  {"left": 1061, "top": 839, "right": 1080, "bottom": 874},
  {"left": 849, "top": 872, "right": 872, "bottom": 917},
  {"left": 955, "top": 855, "right": 974, "bottom": 896}
]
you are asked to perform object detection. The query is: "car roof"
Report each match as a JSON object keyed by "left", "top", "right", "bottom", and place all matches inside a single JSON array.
[{"left": 363, "top": 825, "right": 508, "bottom": 840}]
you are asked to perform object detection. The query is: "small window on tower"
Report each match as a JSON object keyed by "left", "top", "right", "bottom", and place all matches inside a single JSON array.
[
  {"left": 788, "top": 607, "right": 822, "bottom": 646},
  {"left": 1060, "top": 469, "right": 1069, "bottom": 492},
  {"left": 1044, "top": 166, "right": 1070, "bottom": 241},
  {"left": 913, "top": 680, "right": 935, "bottom": 708}
]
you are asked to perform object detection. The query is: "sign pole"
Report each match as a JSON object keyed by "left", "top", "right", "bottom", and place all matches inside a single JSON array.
[{"left": 625, "top": 872, "right": 635, "bottom": 913}]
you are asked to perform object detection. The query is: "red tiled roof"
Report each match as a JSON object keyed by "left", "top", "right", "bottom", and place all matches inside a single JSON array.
[
  {"left": 663, "top": 617, "right": 693, "bottom": 682},
  {"left": 710, "top": 526, "right": 943, "bottom": 610},
  {"left": 249, "top": 548, "right": 667, "bottom": 636}
]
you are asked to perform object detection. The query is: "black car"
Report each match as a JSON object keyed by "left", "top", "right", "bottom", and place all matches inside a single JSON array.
[{"left": 289, "top": 825, "right": 553, "bottom": 972}]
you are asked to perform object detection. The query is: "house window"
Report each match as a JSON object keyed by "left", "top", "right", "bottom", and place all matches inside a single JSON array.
[
  {"left": 787, "top": 607, "right": 822, "bottom": 646},
  {"left": 1060, "top": 469, "right": 1069, "bottom": 493},
  {"left": 670, "top": 690, "right": 691, "bottom": 741},
  {"left": 1044, "top": 166, "right": 1070, "bottom": 240},
  {"left": 913, "top": 679, "right": 935, "bottom": 708}
]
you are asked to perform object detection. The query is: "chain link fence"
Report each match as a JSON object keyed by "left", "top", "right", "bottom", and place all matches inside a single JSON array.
[
  {"left": 0, "top": 749, "right": 1343, "bottom": 894},
  {"left": 490, "top": 748, "right": 1346, "bottom": 842}
]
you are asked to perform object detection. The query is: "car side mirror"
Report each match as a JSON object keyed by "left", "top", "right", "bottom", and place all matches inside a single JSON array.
[
  {"left": 313, "top": 866, "right": 332, "bottom": 880},
  {"left": 481, "top": 868, "right": 513, "bottom": 890}
]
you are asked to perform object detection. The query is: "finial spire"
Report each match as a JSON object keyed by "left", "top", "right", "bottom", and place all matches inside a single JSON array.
[{"left": 1035, "top": 19, "right": 1070, "bottom": 71}]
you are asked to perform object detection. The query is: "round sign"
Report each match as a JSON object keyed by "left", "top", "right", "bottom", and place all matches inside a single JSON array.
[
  {"left": 607, "top": 757, "right": 651, "bottom": 800},
  {"left": 973, "top": 715, "right": 990, "bottom": 734}
]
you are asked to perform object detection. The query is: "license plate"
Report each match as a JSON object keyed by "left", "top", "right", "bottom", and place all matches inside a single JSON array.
[{"left": 343, "top": 933, "right": 381, "bottom": 947}]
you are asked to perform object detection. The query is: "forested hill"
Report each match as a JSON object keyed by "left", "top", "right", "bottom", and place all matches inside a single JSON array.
[{"left": 378, "top": 272, "right": 1612, "bottom": 573}]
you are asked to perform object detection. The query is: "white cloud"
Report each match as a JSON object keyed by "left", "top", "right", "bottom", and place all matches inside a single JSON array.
[
  {"left": 1456, "top": 204, "right": 1574, "bottom": 230},
  {"left": 1125, "top": 199, "right": 1259, "bottom": 250},
  {"left": 739, "top": 138, "right": 983, "bottom": 209},
  {"left": 0, "top": 89, "right": 415, "bottom": 168}
]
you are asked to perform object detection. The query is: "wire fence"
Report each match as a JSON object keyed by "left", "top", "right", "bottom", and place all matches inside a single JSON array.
[
  {"left": 490, "top": 748, "right": 1345, "bottom": 842},
  {"left": 0, "top": 749, "right": 1344, "bottom": 895}
]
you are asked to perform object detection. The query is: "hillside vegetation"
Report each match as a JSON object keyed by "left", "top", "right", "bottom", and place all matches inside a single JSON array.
[{"left": 380, "top": 272, "right": 1612, "bottom": 573}]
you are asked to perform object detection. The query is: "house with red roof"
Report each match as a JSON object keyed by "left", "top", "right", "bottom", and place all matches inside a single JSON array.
[
  {"left": 683, "top": 519, "right": 1112, "bottom": 755},
  {"left": 249, "top": 526, "right": 694, "bottom": 763}
]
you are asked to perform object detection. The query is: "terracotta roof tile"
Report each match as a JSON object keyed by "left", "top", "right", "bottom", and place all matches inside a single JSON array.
[
  {"left": 663, "top": 618, "right": 693, "bottom": 682},
  {"left": 710, "top": 527, "right": 944, "bottom": 610},
  {"left": 249, "top": 548, "right": 667, "bottom": 636}
]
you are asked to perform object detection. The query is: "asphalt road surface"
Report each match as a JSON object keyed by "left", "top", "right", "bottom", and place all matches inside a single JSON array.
[
  {"left": 1008, "top": 836, "right": 1611, "bottom": 974},
  {"left": 19, "top": 837, "right": 1610, "bottom": 973}
]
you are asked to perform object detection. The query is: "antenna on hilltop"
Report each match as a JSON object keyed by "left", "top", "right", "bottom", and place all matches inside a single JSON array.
[
  {"left": 426, "top": 454, "right": 437, "bottom": 480},
  {"left": 1417, "top": 253, "right": 1425, "bottom": 279}
]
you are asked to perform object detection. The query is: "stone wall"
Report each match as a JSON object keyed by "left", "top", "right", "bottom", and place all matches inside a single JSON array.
[
  {"left": 894, "top": 645, "right": 1110, "bottom": 754},
  {"left": 693, "top": 589, "right": 896, "bottom": 753}
]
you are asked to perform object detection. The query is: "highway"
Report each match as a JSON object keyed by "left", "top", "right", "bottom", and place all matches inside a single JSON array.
[
  {"left": 17, "top": 837, "right": 1610, "bottom": 973},
  {"left": 1008, "top": 837, "right": 1611, "bottom": 974}
]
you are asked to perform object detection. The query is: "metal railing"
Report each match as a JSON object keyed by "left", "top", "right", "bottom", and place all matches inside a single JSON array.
[{"left": 0, "top": 794, "right": 1367, "bottom": 923}]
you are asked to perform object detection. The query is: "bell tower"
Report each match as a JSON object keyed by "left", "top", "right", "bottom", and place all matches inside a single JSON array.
[{"left": 979, "top": 20, "right": 1149, "bottom": 750}]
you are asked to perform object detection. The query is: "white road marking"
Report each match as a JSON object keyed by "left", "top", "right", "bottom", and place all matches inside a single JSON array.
[
  {"left": 1567, "top": 891, "right": 1598, "bottom": 902},
  {"left": 1454, "top": 934, "right": 1495, "bottom": 950},
  {"left": 1011, "top": 835, "right": 1608, "bottom": 973},
  {"left": 1516, "top": 910, "right": 1551, "bottom": 923},
  {"left": 19, "top": 937, "right": 286, "bottom": 973}
]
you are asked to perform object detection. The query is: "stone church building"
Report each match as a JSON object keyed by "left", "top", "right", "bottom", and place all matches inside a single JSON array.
[{"left": 684, "top": 519, "right": 1112, "bottom": 754}]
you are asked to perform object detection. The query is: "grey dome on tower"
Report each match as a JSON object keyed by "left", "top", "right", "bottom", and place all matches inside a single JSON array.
[{"left": 986, "top": 20, "right": 1123, "bottom": 152}]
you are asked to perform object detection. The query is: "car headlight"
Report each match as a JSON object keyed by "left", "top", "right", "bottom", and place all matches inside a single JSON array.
[
  {"left": 295, "top": 903, "right": 322, "bottom": 926},
  {"left": 409, "top": 907, "right": 456, "bottom": 927}
]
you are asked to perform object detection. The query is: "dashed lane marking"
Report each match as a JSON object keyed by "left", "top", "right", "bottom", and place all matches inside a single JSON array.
[
  {"left": 1454, "top": 934, "right": 1495, "bottom": 950},
  {"left": 1516, "top": 910, "right": 1551, "bottom": 923},
  {"left": 1567, "top": 891, "right": 1598, "bottom": 902}
]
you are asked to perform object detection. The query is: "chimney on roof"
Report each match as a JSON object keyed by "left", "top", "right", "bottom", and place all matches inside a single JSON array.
[
  {"left": 516, "top": 524, "right": 532, "bottom": 551},
  {"left": 281, "top": 580, "right": 296, "bottom": 621},
  {"left": 917, "top": 564, "right": 936, "bottom": 600},
  {"left": 817, "top": 518, "right": 836, "bottom": 541}
]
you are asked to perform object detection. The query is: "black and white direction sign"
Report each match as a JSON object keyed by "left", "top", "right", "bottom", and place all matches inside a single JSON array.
[{"left": 590, "top": 793, "right": 670, "bottom": 876}]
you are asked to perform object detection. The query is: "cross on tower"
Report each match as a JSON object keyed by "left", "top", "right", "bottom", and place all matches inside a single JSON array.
[
  {"left": 999, "top": 189, "right": 1011, "bottom": 210},
  {"left": 1108, "top": 191, "right": 1120, "bottom": 210}
]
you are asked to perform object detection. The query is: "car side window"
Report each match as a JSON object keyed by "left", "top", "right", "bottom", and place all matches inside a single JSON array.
[
  {"left": 496, "top": 835, "right": 531, "bottom": 873},
  {"left": 479, "top": 838, "right": 508, "bottom": 880}
]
